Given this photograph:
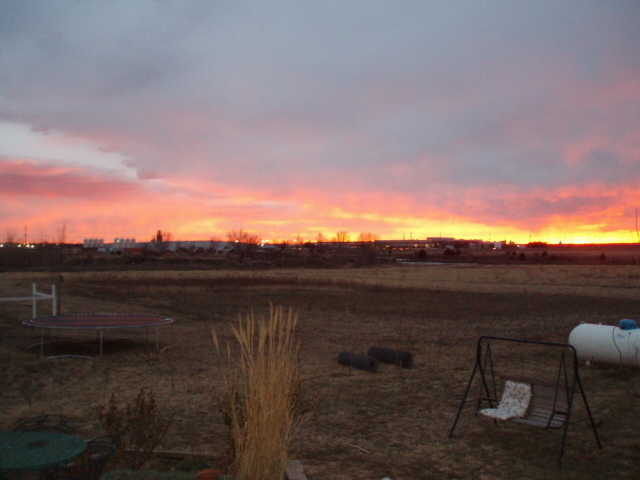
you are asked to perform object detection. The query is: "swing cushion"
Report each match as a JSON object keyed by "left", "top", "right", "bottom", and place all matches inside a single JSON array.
[{"left": 480, "top": 381, "right": 532, "bottom": 420}]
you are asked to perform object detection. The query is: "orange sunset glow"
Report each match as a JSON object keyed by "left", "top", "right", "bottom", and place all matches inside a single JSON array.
[{"left": 1, "top": 3, "right": 639, "bottom": 246}]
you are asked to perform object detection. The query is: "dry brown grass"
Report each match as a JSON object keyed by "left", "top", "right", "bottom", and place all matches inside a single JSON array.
[
  {"left": 212, "top": 306, "right": 300, "bottom": 480},
  {"left": 0, "top": 264, "right": 639, "bottom": 479}
]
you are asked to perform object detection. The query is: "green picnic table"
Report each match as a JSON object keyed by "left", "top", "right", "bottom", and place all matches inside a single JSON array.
[{"left": 0, "top": 431, "right": 86, "bottom": 475}]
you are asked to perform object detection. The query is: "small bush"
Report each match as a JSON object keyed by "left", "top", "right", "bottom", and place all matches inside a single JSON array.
[{"left": 97, "top": 388, "right": 174, "bottom": 470}]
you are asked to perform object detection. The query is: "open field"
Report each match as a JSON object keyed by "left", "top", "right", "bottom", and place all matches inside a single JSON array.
[{"left": 1, "top": 263, "right": 639, "bottom": 479}]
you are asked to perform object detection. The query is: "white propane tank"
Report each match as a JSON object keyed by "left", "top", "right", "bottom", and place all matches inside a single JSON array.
[{"left": 568, "top": 322, "right": 640, "bottom": 367}]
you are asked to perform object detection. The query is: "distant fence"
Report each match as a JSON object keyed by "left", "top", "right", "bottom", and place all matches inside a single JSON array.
[{"left": 0, "top": 283, "right": 57, "bottom": 318}]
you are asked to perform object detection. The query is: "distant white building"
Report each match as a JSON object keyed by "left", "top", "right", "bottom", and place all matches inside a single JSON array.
[
  {"left": 83, "top": 238, "right": 105, "bottom": 249},
  {"left": 81, "top": 239, "right": 236, "bottom": 254},
  {"left": 211, "top": 241, "right": 234, "bottom": 255},
  {"left": 110, "top": 238, "right": 137, "bottom": 253}
]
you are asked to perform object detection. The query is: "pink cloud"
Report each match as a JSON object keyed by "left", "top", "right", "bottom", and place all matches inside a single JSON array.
[{"left": 0, "top": 158, "right": 140, "bottom": 200}]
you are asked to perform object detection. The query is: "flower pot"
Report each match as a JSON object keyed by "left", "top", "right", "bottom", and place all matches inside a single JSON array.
[{"left": 195, "top": 468, "right": 221, "bottom": 480}]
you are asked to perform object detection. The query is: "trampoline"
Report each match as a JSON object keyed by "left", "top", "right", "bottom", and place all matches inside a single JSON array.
[{"left": 23, "top": 313, "right": 174, "bottom": 358}]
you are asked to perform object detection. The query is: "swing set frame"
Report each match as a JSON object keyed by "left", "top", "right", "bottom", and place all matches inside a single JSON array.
[{"left": 449, "top": 336, "right": 602, "bottom": 466}]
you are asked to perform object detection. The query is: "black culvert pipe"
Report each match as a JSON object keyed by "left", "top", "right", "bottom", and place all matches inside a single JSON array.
[
  {"left": 337, "top": 351, "right": 379, "bottom": 372},
  {"left": 367, "top": 346, "right": 414, "bottom": 368}
]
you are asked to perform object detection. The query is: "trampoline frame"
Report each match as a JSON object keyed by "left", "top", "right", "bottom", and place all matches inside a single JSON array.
[{"left": 23, "top": 313, "right": 174, "bottom": 359}]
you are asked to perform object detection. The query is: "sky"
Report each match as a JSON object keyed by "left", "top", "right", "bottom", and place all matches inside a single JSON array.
[{"left": 1, "top": 1, "right": 639, "bottom": 245}]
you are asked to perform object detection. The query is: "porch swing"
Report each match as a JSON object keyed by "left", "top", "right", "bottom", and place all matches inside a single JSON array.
[{"left": 449, "top": 336, "right": 602, "bottom": 466}]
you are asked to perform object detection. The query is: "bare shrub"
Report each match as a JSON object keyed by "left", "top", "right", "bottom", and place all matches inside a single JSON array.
[{"left": 96, "top": 388, "right": 174, "bottom": 469}]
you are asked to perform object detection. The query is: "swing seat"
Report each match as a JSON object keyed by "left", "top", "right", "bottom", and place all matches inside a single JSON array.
[
  {"left": 508, "top": 377, "right": 569, "bottom": 429},
  {"left": 481, "top": 376, "right": 569, "bottom": 428},
  {"left": 480, "top": 380, "right": 532, "bottom": 420}
]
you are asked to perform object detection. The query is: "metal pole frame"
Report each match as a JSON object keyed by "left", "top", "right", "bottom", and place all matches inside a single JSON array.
[
  {"left": 34, "top": 320, "right": 173, "bottom": 359},
  {"left": 449, "top": 335, "right": 602, "bottom": 466}
]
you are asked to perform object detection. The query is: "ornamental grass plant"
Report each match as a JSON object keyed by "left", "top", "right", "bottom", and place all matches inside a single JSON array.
[{"left": 212, "top": 305, "right": 302, "bottom": 480}]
